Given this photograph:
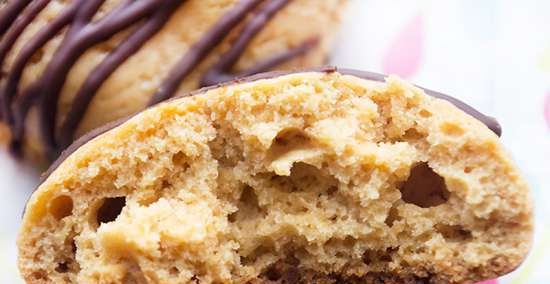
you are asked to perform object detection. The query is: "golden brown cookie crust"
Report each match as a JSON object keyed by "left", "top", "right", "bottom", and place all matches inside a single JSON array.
[{"left": 18, "top": 71, "right": 532, "bottom": 283}]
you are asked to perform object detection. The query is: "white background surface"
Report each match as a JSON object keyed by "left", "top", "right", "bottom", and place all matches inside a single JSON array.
[{"left": 2, "top": 0, "right": 550, "bottom": 282}]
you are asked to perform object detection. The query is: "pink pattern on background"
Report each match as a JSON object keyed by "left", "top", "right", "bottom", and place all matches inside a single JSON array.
[
  {"left": 476, "top": 280, "right": 498, "bottom": 284},
  {"left": 545, "top": 92, "right": 550, "bottom": 129},
  {"left": 382, "top": 14, "right": 425, "bottom": 78}
]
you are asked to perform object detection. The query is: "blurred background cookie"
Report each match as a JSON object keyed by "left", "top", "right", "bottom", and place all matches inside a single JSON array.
[{"left": 0, "top": 0, "right": 346, "bottom": 165}]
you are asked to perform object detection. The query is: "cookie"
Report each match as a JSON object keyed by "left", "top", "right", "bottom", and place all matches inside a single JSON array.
[
  {"left": 18, "top": 68, "right": 532, "bottom": 283},
  {"left": 0, "top": 0, "right": 346, "bottom": 164}
]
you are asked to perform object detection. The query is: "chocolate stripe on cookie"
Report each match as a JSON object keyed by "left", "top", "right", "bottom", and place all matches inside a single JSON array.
[
  {"left": 0, "top": 0, "right": 49, "bottom": 75},
  {"left": 57, "top": 0, "right": 182, "bottom": 150},
  {"left": 0, "top": 0, "right": 32, "bottom": 38},
  {"left": 150, "top": 0, "right": 314, "bottom": 105},
  {"left": 35, "top": 0, "right": 162, "bottom": 161},
  {"left": 0, "top": 0, "right": 49, "bottom": 122},
  {"left": 5, "top": 0, "right": 84, "bottom": 154},
  {"left": 199, "top": 0, "right": 319, "bottom": 87}
]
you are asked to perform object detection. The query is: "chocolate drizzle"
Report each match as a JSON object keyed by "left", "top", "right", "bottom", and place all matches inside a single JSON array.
[
  {"left": 150, "top": 0, "right": 314, "bottom": 105},
  {"left": 35, "top": 0, "right": 174, "bottom": 161},
  {"left": 198, "top": 0, "right": 317, "bottom": 87},
  {"left": 3, "top": 0, "right": 81, "bottom": 130},
  {"left": 0, "top": 0, "right": 49, "bottom": 122},
  {"left": 57, "top": 0, "right": 181, "bottom": 150},
  {"left": 0, "top": 0, "right": 315, "bottom": 162},
  {"left": 0, "top": 0, "right": 49, "bottom": 73},
  {"left": 0, "top": 0, "right": 31, "bottom": 38}
]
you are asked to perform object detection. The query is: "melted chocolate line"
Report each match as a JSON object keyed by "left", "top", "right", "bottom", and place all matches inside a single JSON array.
[
  {"left": 84, "top": 0, "right": 160, "bottom": 35},
  {"left": 0, "top": 0, "right": 31, "bottom": 38},
  {"left": 0, "top": 0, "right": 49, "bottom": 70},
  {"left": 36, "top": 0, "right": 161, "bottom": 160},
  {"left": 34, "top": 0, "right": 106, "bottom": 160},
  {"left": 0, "top": 0, "right": 49, "bottom": 121},
  {"left": 6, "top": 0, "right": 119, "bottom": 149},
  {"left": 200, "top": 0, "right": 291, "bottom": 86},
  {"left": 74, "top": 0, "right": 107, "bottom": 26},
  {"left": 3, "top": 0, "right": 82, "bottom": 130},
  {"left": 201, "top": 37, "right": 319, "bottom": 87},
  {"left": 148, "top": 0, "right": 266, "bottom": 105},
  {"left": 234, "top": 37, "right": 319, "bottom": 78},
  {"left": 9, "top": 82, "right": 41, "bottom": 157},
  {"left": 57, "top": 0, "right": 182, "bottom": 150}
]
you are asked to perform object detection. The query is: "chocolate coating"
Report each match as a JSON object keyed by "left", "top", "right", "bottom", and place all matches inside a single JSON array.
[{"left": 0, "top": 0, "right": 315, "bottom": 162}]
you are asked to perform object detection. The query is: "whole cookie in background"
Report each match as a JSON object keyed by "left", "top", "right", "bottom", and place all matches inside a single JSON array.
[
  {"left": 18, "top": 68, "right": 532, "bottom": 283},
  {"left": 0, "top": 0, "right": 346, "bottom": 165}
]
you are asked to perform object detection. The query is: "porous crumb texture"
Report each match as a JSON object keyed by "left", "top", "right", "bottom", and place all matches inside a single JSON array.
[
  {"left": 18, "top": 72, "right": 533, "bottom": 283},
  {"left": 0, "top": 0, "right": 345, "bottom": 163}
]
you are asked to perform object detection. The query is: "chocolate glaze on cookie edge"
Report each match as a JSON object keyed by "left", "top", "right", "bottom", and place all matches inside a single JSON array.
[{"left": 41, "top": 66, "right": 502, "bottom": 184}]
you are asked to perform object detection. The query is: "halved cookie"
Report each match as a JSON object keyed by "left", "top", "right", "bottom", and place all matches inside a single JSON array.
[{"left": 18, "top": 68, "right": 532, "bottom": 283}]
